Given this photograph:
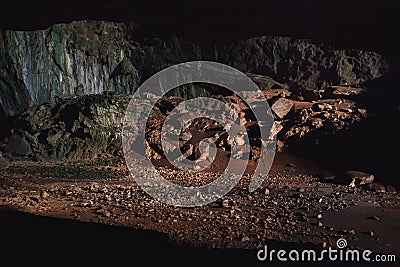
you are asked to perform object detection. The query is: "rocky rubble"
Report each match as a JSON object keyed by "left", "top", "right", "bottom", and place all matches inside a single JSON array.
[
  {"left": 2, "top": 70, "right": 372, "bottom": 164},
  {"left": 344, "top": 171, "right": 375, "bottom": 187},
  {"left": 0, "top": 151, "right": 6, "bottom": 165},
  {"left": 0, "top": 21, "right": 389, "bottom": 171},
  {"left": 3, "top": 93, "right": 130, "bottom": 159},
  {"left": 0, "top": 160, "right": 399, "bottom": 254},
  {"left": 1, "top": 78, "right": 369, "bottom": 163}
]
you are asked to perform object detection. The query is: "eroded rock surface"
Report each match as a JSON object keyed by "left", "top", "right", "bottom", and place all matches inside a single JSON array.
[
  {"left": 2, "top": 82, "right": 370, "bottom": 163},
  {"left": 0, "top": 21, "right": 389, "bottom": 117}
]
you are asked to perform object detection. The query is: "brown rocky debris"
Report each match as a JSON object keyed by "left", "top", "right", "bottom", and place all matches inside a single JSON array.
[{"left": 271, "top": 98, "right": 293, "bottom": 119}]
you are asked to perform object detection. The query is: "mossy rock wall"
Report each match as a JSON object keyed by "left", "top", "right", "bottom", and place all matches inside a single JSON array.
[{"left": 0, "top": 21, "right": 389, "bottom": 117}]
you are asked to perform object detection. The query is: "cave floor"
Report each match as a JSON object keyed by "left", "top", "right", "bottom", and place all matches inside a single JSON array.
[{"left": 0, "top": 158, "right": 400, "bottom": 265}]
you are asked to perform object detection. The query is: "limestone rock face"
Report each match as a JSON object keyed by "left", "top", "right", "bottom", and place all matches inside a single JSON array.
[
  {"left": 5, "top": 93, "right": 131, "bottom": 160},
  {"left": 0, "top": 21, "right": 389, "bottom": 117},
  {"left": 0, "top": 21, "right": 139, "bottom": 117}
]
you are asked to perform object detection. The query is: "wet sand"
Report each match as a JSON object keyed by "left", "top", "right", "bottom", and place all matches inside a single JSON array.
[{"left": 323, "top": 204, "right": 400, "bottom": 255}]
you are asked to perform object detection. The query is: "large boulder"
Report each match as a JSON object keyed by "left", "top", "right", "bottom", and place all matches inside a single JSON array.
[{"left": 4, "top": 93, "right": 131, "bottom": 160}]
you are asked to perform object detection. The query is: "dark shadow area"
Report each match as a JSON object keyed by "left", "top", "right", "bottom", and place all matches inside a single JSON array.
[
  {"left": 0, "top": 106, "right": 10, "bottom": 139},
  {"left": 0, "top": 208, "right": 257, "bottom": 267},
  {"left": 287, "top": 70, "right": 400, "bottom": 188},
  {"left": 1, "top": 1, "right": 400, "bottom": 61},
  {"left": 0, "top": 208, "right": 335, "bottom": 267}
]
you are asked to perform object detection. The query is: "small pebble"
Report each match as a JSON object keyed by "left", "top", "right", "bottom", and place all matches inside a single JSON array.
[
  {"left": 367, "top": 216, "right": 380, "bottom": 221},
  {"left": 40, "top": 191, "right": 49, "bottom": 199},
  {"left": 241, "top": 236, "right": 250, "bottom": 242}
]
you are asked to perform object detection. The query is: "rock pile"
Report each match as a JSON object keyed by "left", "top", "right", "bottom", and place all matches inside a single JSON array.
[
  {"left": 2, "top": 73, "right": 370, "bottom": 163},
  {"left": 0, "top": 151, "right": 6, "bottom": 164},
  {"left": 4, "top": 93, "right": 130, "bottom": 160}
]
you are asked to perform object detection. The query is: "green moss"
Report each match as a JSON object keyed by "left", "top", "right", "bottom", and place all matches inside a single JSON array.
[
  {"left": 56, "top": 21, "right": 124, "bottom": 59},
  {"left": 0, "top": 31, "right": 5, "bottom": 54},
  {"left": 50, "top": 29, "right": 68, "bottom": 73},
  {"left": 50, "top": 74, "right": 59, "bottom": 96},
  {"left": 120, "top": 58, "right": 135, "bottom": 74},
  {"left": 74, "top": 84, "right": 84, "bottom": 95}
]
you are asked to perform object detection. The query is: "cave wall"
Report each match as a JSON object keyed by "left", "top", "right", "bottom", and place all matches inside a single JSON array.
[
  {"left": 0, "top": 21, "right": 139, "bottom": 116},
  {"left": 0, "top": 20, "right": 390, "bottom": 117}
]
